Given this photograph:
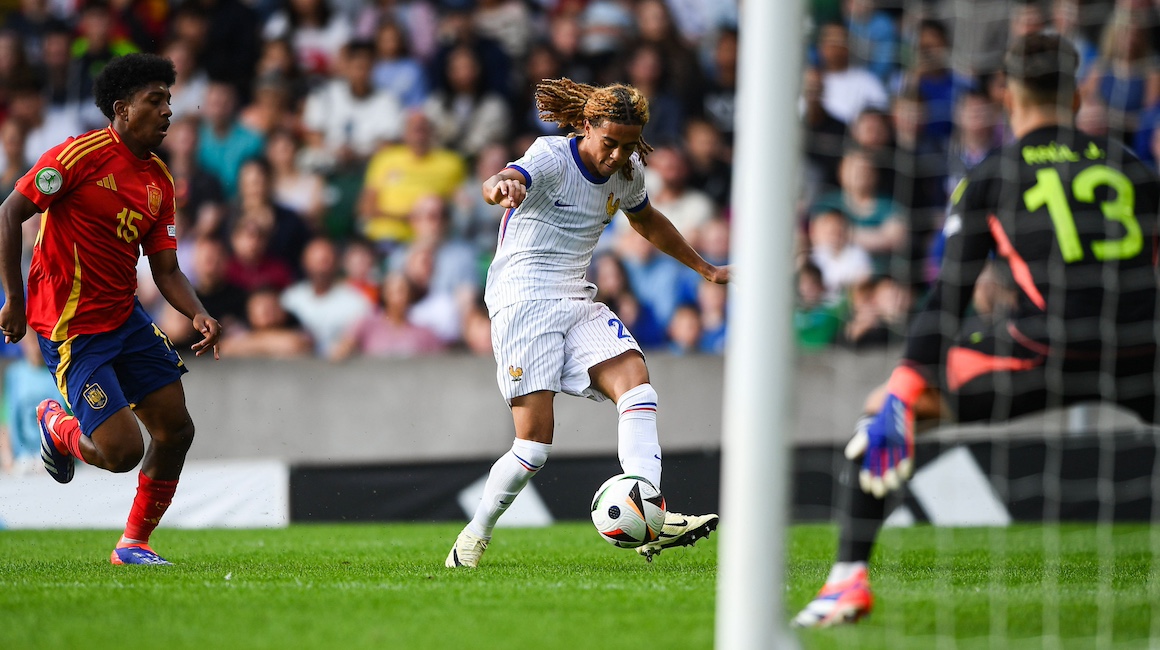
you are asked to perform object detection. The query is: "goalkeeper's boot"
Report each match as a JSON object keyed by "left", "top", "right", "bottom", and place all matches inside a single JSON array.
[
  {"left": 445, "top": 528, "right": 489, "bottom": 568},
  {"left": 38, "top": 399, "right": 74, "bottom": 484},
  {"left": 110, "top": 544, "right": 172, "bottom": 565},
  {"left": 635, "top": 511, "right": 719, "bottom": 561},
  {"left": 792, "top": 566, "right": 873, "bottom": 628}
]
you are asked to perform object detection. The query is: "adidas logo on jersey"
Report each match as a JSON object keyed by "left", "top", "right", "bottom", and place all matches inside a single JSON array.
[{"left": 96, "top": 174, "right": 117, "bottom": 191}]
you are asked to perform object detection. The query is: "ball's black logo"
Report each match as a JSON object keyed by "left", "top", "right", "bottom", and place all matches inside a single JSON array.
[{"left": 607, "top": 505, "right": 621, "bottom": 519}]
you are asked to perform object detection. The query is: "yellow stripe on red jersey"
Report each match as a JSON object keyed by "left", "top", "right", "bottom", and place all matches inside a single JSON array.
[{"left": 17, "top": 127, "right": 178, "bottom": 338}]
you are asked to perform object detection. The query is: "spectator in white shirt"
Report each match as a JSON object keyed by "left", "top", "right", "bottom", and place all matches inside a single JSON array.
[
  {"left": 398, "top": 241, "right": 464, "bottom": 344},
  {"left": 423, "top": 44, "right": 511, "bottom": 158},
  {"left": 808, "top": 208, "right": 873, "bottom": 301},
  {"left": 642, "top": 146, "right": 715, "bottom": 246},
  {"left": 7, "top": 75, "right": 82, "bottom": 165},
  {"left": 262, "top": 0, "right": 352, "bottom": 78},
  {"left": 301, "top": 39, "right": 404, "bottom": 172},
  {"left": 816, "top": 22, "right": 889, "bottom": 124},
  {"left": 281, "top": 237, "right": 374, "bottom": 357}
]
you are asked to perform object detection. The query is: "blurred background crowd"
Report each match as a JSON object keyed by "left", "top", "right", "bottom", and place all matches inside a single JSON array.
[
  {"left": 796, "top": 0, "right": 1160, "bottom": 352},
  {"left": 0, "top": 0, "right": 738, "bottom": 370},
  {"left": 0, "top": 0, "right": 1155, "bottom": 368}
]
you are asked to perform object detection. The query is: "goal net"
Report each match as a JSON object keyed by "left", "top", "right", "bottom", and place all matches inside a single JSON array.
[{"left": 784, "top": 0, "right": 1160, "bottom": 646}]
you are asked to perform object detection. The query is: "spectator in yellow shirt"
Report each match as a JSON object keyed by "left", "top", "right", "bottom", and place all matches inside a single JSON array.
[{"left": 357, "top": 110, "right": 466, "bottom": 249}]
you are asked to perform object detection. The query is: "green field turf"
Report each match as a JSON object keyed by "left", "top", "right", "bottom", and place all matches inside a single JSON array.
[{"left": 0, "top": 523, "right": 1156, "bottom": 649}]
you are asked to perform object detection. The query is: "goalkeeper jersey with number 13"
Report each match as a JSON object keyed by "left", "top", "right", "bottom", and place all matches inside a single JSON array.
[{"left": 905, "top": 125, "right": 1160, "bottom": 372}]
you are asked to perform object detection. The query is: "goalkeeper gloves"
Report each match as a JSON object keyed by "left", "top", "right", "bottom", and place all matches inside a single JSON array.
[{"left": 843, "top": 365, "right": 926, "bottom": 498}]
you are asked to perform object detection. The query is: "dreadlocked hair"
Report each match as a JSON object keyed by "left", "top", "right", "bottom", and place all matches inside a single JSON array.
[{"left": 535, "top": 77, "right": 654, "bottom": 180}]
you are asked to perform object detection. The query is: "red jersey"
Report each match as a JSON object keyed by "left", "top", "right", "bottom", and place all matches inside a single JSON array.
[{"left": 17, "top": 127, "right": 177, "bottom": 339}]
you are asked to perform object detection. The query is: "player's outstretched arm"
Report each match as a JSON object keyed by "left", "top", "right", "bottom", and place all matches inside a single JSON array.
[
  {"left": 626, "top": 203, "right": 728, "bottom": 283},
  {"left": 148, "top": 249, "right": 221, "bottom": 359},
  {"left": 0, "top": 192, "right": 41, "bottom": 344},
  {"left": 481, "top": 169, "right": 527, "bottom": 209}
]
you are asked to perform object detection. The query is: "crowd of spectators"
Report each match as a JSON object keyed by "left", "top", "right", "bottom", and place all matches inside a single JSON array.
[
  {"left": 0, "top": 0, "right": 740, "bottom": 367},
  {"left": 0, "top": 0, "right": 1155, "bottom": 472},
  {"left": 0, "top": 0, "right": 1155, "bottom": 375},
  {"left": 796, "top": 0, "right": 1160, "bottom": 352}
]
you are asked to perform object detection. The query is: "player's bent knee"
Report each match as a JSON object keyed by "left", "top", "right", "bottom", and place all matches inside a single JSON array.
[
  {"left": 105, "top": 442, "right": 146, "bottom": 473},
  {"left": 153, "top": 420, "right": 195, "bottom": 452}
]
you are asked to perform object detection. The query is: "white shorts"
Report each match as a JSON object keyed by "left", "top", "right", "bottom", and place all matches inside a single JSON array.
[{"left": 491, "top": 298, "right": 644, "bottom": 404}]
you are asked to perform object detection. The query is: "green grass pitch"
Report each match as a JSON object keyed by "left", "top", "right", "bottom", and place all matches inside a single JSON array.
[{"left": 1, "top": 523, "right": 1156, "bottom": 649}]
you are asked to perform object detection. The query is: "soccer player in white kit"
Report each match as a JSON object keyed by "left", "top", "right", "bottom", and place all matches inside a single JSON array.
[{"left": 446, "top": 78, "right": 730, "bottom": 568}]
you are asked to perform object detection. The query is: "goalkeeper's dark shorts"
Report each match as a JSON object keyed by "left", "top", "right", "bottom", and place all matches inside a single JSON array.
[{"left": 940, "top": 317, "right": 1157, "bottom": 425}]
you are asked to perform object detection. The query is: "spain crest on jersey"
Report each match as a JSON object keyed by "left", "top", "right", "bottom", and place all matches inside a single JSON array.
[
  {"left": 84, "top": 383, "right": 108, "bottom": 409},
  {"left": 147, "top": 183, "right": 163, "bottom": 216}
]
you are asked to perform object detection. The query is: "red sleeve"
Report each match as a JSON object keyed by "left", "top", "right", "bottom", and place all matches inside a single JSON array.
[
  {"left": 141, "top": 164, "right": 177, "bottom": 256},
  {"left": 14, "top": 140, "right": 82, "bottom": 211}
]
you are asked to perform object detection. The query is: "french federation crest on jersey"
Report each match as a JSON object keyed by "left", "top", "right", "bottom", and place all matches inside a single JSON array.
[
  {"left": 34, "top": 167, "right": 63, "bottom": 195},
  {"left": 508, "top": 365, "right": 524, "bottom": 382},
  {"left": 83, "top": 383, "right": 108, "bottom": 410},
  {"left": 604, "top": 192, "right": 621, "bottom": 224},
  {"left": 147, "top": 183, "right": 163, "bottom": 216}
]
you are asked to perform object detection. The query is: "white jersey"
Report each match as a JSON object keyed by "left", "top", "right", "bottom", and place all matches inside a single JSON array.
[{"left": 484, "top": 136, "right": 649, "bottom": 316}]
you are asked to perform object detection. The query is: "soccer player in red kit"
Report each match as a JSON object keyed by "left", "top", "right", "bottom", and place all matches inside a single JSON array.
[{"left": 0, "top": 53, "right": 222, "bottom": 565}]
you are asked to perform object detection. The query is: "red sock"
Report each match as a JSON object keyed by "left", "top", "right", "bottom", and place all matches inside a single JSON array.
[
  {"left": 121, "top": 472, "right": 179, "bottom": 545},
  {"left": 51, "top": 413, "right": 86, "bottom": 461}
]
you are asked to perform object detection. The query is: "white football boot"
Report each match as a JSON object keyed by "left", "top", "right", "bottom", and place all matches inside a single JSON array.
[
  {"left": 635, "top": 511, "right": 719, "bottom": 561},
  {"left": 445, "top": 528, "right": 490, "bottom": 568}
]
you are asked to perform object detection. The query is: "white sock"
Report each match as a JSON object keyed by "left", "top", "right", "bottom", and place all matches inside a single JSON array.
[
  {"left": 827, "top": 561, "right": 868, "bottom": 584},
  {"left": 467, "top": 438, "right": 551, "bottom": 538},
  {"left": 616, "top": 383, "right": 662, "bottom": 490}
]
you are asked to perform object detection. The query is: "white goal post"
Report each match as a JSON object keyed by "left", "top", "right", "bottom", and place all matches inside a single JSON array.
[{"left": 715, "top": 0, "right": 803, "bottom": 647}]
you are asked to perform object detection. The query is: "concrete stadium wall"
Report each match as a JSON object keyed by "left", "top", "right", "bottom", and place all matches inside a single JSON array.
[
  {"left": 176, "top": 353, "right": 730, "bottom": 464},
  {"left": 5, "top": 347, "right": 1151, "bottom": 465}
]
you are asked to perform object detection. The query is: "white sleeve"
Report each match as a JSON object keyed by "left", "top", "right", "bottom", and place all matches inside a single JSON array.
[
  {"left": 507, "top": 138, "right": 562, "bottom": 195},
  {"left": 622, "top": 156, "right": 649, "bottom": 214}
]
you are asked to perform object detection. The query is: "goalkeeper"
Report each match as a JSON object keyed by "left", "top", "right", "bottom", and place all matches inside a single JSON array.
[{"left": 794, "top": 32, "right": 1160, "bottom": 628}]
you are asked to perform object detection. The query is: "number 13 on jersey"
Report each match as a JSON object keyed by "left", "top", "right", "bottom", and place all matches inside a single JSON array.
[{"left": 1022, "top": 164, "right": 1142, "bottom": 263}]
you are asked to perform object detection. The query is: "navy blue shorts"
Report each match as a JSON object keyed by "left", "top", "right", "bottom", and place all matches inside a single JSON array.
[{"left": 37, "top": 301, "right": 188, "bottom": 436}]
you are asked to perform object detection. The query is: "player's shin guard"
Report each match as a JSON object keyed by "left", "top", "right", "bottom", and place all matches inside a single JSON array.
[
  {"left": 837, "top": 456, "right": 887, "bottom": 564},
  {"left": 120, "top": 472, "right": 178, "bottom": 545},
  {"left": 467, "top": 439, "right": 551, "bottom": 538},
  {"left": 616, "top": 383, "right": 662, "bottom": 489}
]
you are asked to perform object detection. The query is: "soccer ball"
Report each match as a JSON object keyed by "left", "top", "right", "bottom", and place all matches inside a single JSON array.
[{"left": 590, "top": 474, "right": 666, "bottom": 548}]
